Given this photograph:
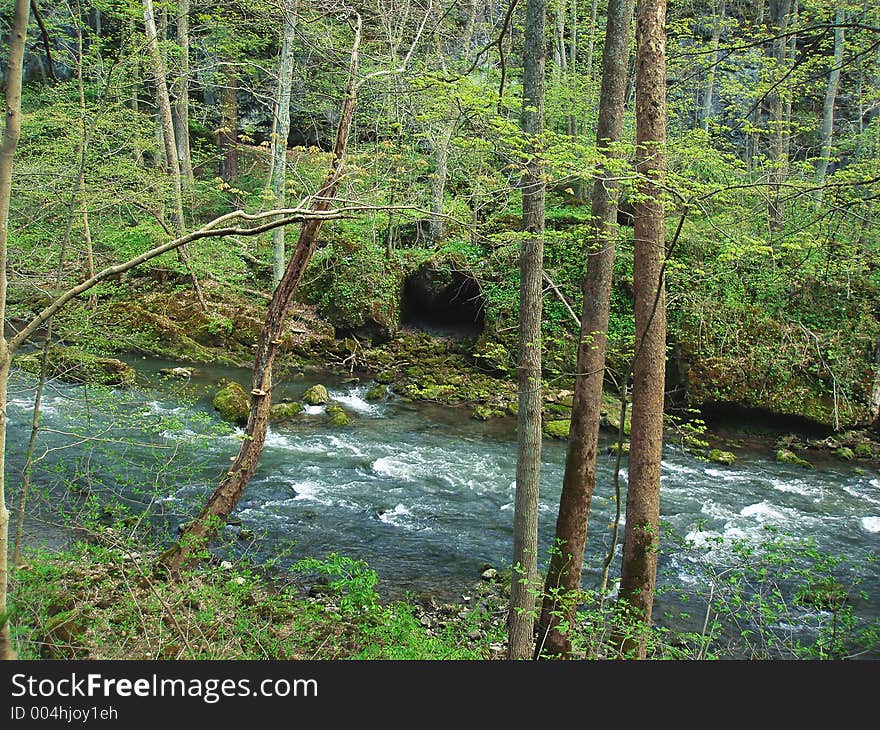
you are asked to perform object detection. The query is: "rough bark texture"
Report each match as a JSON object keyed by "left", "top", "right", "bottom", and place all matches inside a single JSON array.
[
  {"left": 0, "top": 0, "right": 31, "bottom": 663},
  {"left": 700, "top": 0, "right": 724, "bottom": 132},
  {"left": 534, "top": 0, "right": 634, "bottom": 660},
  {"left": 143, "top": 0, "right": 206, "bottom": 311},
  {"left": 160, "top": 18, "right": 362, "bottom": 575},
  {"left": 507, "top": 0, "right": 545, "bottom": 661},
  {"left": 767, "top": 0, "right": 793, "bottom": 232},
  {"left": 814, "top": 2, "right": 845, "bottom": 204},
  {"left": 219, "top": 72, "right": 240, "bottom": 182},
  {"left": 617, "top": 0, "right": 667, "bottom": 660},
  {"left": 271, "top": 1, "right": 298, "bottom": 284},
  {"left": 172, "top": 0, "right": 194, "bottom": 185}
]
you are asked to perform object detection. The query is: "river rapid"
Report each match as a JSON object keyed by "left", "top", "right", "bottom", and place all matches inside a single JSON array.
[{"left": 7, "top": 357, "right": 880, "bottom": 655}]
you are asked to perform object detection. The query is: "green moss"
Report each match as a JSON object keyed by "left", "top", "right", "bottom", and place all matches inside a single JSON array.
[
  {"left": 326, "top": 404, "right": 352, "bottom": 427},
  {"left": 269, "top": 401, "right": 303, "bottom": 422},
  {"left": 608, "top": 441, "right": 630, "bottom": 455},
  {"left": 707, "top": 449, "right": 736, "bottom": 465},
  {"left": 853, "top": 443, "right": 874, "bottom": 459},
  {"left": 775, "top": 449, "right": 813, "bottom": 469},
  {"left": 302, "top": 384, "right": 330, "bottom": 405},
  {"left": 14, "top": 346, "right": 137, "bottom": 387},
  {"left": 212, "top": 381, "right": 250, "bottom": 425},
  {"left": 544, "top": 419, "right": 571, "bottom": 439},
  {"left": 835, "top": 447, "right": 855, "bottom": 461},
  {"left": 365, "top": 384, "right": 388, "bottom": 401}
]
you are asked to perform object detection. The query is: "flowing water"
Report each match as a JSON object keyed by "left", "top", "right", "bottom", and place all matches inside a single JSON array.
[{"left": 7, "top": 357, "right": 880, "bottom": 653}]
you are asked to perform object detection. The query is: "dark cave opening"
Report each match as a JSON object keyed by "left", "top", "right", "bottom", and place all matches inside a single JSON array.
[{"left": 401, "top": 268, "right": 485, "bottom": 339}]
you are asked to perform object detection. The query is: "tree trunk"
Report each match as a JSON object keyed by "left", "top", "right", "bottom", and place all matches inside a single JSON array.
[
  {"left": 270, "top": 1, "right": 298, "bottom": 285},
  {"left": 535, "top": 0, "right": 634, "bottom": 660},
  {"left": 767, "top": 0, "right": 793, "bottom": 232},
  {"left": 617, "top": 0, "right": 667, "bottom": 661},
  {"left": 507, "top": 0, "right": 546, "bottom": 662},
  {"left": 700, "top": 0, "right": 725, "bottom": 133},
  {"left": 0, "top": 0, "right": 30, "bottom": 663},
  {"left": 160, "top": 16, "right": 362, "bottom": 575},
  {"left": 173, "top": 0, "right": 194, "bottom": 185},
  {"left": 143, "top": 0, "right": 206, "bottom": 311},
  {"left": 428, "top": 0, "right": 476, "bottom": 245},
  {"left": 814, "top": 2, "right": 845, "bottom": 205},
  {"left": 219, "top": 71, "right": 239, "bottom": 182}
]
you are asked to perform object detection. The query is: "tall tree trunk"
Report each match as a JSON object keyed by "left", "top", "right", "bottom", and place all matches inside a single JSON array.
[
  {"left": 160, "top": 16, "right": 362, "bottom": 575},
  {"left": 428, "top": 0, "right": 477, "bottom": 245},
  {"left": 270, "top": 1, "right": 298, "bottom": 285},
  {"left": 814, "top": 2, "right": 845, "bottom": 206},
  {"left": 219, "top": 71, "right": 239, "bottom": 182},
  {"left": 173, "top": 0, "right": 194, "bottom": 185},
  {"left": 767, "top": 0, "right": 793, "bottom": 232},
  {"left": 617, "top": 0, "right": 667, "bottom": 661},
  {"left": 143, "top": 0, "right": 207, "bottom": 311},
  {"left": 0, "top": 0, "right": 30, "bottom": 663},
  {"left": 534, "top": 0, "right": 634, "bottom": 660},
  {"left": 700, "top": 0, "right": 725, "bottom": 132},
  {"left": 507, "top": 0, "right": 546, "bottom": 662}
]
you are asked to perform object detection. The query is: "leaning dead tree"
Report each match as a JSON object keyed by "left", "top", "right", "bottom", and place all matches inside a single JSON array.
[{"left": 159, "top": 14, "right": 364, "bottom": 574}]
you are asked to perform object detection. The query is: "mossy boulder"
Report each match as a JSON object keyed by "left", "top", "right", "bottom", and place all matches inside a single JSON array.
[
  {"left": 213, "top": 381, "right": 250, "bottom": 424},
  {"left": 14, "top": 346, "right": 136, "bottom": 387},
  {"left": 835, "top": 446, "right": 855, "bottom": 461},
  {"left": 269, "top": 401, "right": 303, "bottom": 422},
  {"left": 302, "top": 384, "right": 330, "bottom": 405},
  {"left": 365, "top": 383, "right": 388, "bottom": 401},
  {"left": 326, "top": 404, "right": 351, "bottom": 427},
  {"left": 473, "top": 404, "right": 504, "bottom": 420},
  {"left": 853, "top": 442, "right": 874, "bottom": 459},
  {"left": 708, "top": 449, "right": 736, "bottom": 466},
  {"left": 544, "top": 419, "right": 571, "bottom": 439},
  {"left": 600, "top": 390, "right": 631, "bottom": 435},
  {"left": 775, "top": 449, "right": 813, "bottom": 469}
]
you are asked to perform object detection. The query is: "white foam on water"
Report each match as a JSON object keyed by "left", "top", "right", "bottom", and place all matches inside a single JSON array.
[
  {"left": 740, "top": 501, "right": 789, "bottom": 522},
  {"left": 330, "top": 388, "right": 379, "bottom": 415},
  {"left": 264, "top": 430, "right": 294, "bottom": 449},
  {"left": 302, "top": 404, "right": 325, "bottom": 415},
  {"left": 291, "top": 480, "right": 331, "bottom": 505},
  {"left": 701, "top": 500, "right": 736, "bottom": 521},
  {"left": 373, "top": 455, "right": 419, "bottom": 480},
  {"left": 378, "top": 503, "right": 427, "bottom": 531},
  {"left": 145, "top": 400, "right": 183, "bottom": 416},
  {"left": 768, "top": 477, "right": 815, "bottom": 497},
  {"left": 663, "top": 461, "right": 699, "bottom": 477},
  {"left": 704, "top": 467, "right": 749, "bottom": 482},
  {"left": 160, "top": 427, "right": 200, "bottom": 440},
  {"left": 844, "top": 485, "right": 880, "bottom": 506},
  {"left": 860, "top": 516, "right": 880, "bottom": 534}
]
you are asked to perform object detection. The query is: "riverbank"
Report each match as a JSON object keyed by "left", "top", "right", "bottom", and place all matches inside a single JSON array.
[{"left": 13, "top": 273, "right": 880, "bottom": 470}]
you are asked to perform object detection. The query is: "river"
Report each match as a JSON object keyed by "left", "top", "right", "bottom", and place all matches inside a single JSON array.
[{"left": 6, "top": 356, "right": 880, "bottom": 656}]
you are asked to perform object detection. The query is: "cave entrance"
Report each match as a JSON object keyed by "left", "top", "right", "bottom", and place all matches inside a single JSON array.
[{"left": 401, "top": 267, "right": 485, "bottom": 339}]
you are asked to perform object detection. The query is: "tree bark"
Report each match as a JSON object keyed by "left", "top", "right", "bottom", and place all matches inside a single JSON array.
[
  {"left": 617, "top": 0, "right": 667, "bottom": 660},
  {"left": 507, "top": 0, "right": 546, "bottom": 661},
  {"left": 700, "top": 0, "right": 725, "bottom": 133},
  {"left": 143, "top": 0, "right": 206, "bottom": 311},
  {"left": 160, "top": 16, "right": 363, "bottom": 575},
  {"left": 767, "top": 0, "right": 793, "bottom": 232},
  {"left": 0, "top": 0, "right": 31, "bottom": 663},
  {"left": 219, "top": 71, "right": 240, "bottom": 182},
  {"left": 270, "top": 0, "right": 298, "bottom": 285},
  {"left": 814, "top": 2, "right": 845, "bottom": 206},
  {"left": 173, "top": 0, "right": 194, "bottom": 185},
  {"left": 535, "top": 0, "right": 634, "bottom": 660}
]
